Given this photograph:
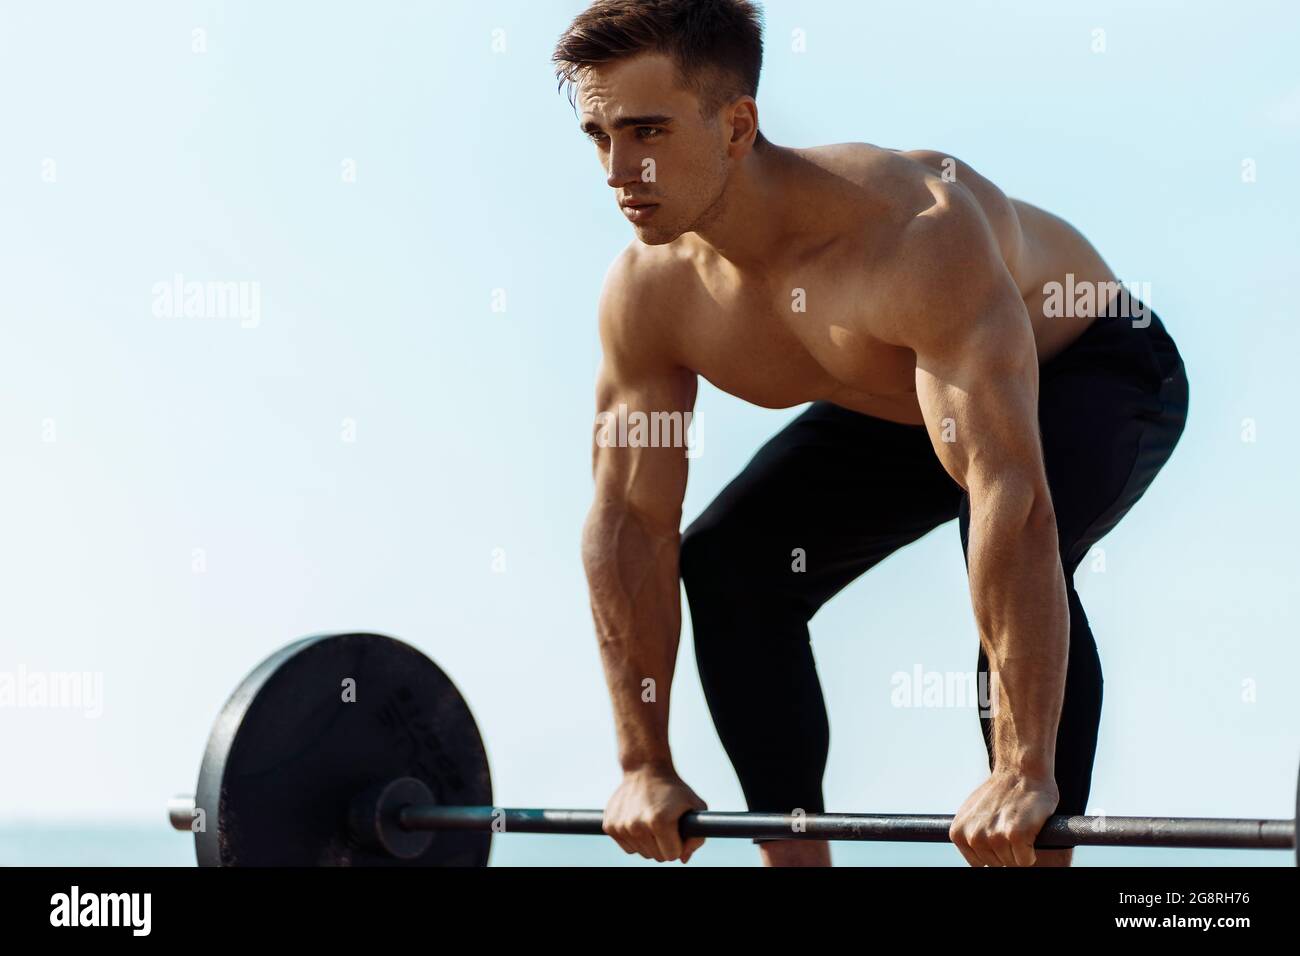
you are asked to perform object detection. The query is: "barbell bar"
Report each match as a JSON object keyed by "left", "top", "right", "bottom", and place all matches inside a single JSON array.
[{"left": 168, "top": 632, "right": 1298, "bottom": 865}]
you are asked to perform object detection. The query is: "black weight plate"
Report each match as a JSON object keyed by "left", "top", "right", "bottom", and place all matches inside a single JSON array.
[{"left": 192, "top": 632, "right": 492, "bottom": 866}]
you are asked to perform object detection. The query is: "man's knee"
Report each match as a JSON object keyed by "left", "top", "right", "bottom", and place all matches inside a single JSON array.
[
  {"left": 680, "top": 514, "right": 748, "bottom": 594},
  {"left": 678, "top": 517, "right": 713, "bottom": 583}
]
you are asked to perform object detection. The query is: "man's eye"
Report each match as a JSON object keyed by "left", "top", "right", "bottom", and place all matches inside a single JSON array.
[
  {"left": 587, "top": 131, "right": 609, "bottom": 144},
  {"left": 637, "top": 127, "right": 662, "bottom": 140}
]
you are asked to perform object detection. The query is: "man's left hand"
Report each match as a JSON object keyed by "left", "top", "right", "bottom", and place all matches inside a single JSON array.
[{"left": 949, "top": 769, "right": 1060, "bottom": 867}]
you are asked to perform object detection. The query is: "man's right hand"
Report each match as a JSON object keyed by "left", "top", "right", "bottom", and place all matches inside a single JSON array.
[{"left": 602, "top": 764, "right": 708, "bottom": 863}]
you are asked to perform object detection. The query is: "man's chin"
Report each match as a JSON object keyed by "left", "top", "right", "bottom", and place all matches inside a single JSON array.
[{"left": 632, "top": 223, "right": 681, "bottom": 246}]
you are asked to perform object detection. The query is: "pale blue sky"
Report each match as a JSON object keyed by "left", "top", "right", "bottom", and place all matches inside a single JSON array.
[{"left": 1, "top": 1, "right": 1296, "bottom": 866}]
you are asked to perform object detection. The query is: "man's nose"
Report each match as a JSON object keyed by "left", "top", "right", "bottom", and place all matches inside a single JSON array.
[{"left": 605, "top": 142, "right": 643, "bottom": 190}]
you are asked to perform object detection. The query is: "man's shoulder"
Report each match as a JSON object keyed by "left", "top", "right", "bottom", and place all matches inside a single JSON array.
[
  {"left": 796, "top": 141, "right": 941, "bottom": 202},
  {"left": 600, "top": 241, "right": 696, "bottom": 323},
  {"left": 596, "top": 242, "right": 694, "bottom": 366},
  {"left": 892, "top": 148, "right": 1024, "bottom": 269},
  {"left": 606, "top": 238, "right": 680, "bottom": 283},
  {"left": 808, "top": 146, "right": 1023, "bottom": 346},
  {"left": 801, "top": 142, "right": 1018, "bottom": 243},
  {"left": 808, "top": 144, "right": 1023, "bottom": 296}
]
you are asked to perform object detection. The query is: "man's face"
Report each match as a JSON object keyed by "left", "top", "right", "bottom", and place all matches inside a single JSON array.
[{"left": 577, "top": 53, "right": 731, "bottom": 245}]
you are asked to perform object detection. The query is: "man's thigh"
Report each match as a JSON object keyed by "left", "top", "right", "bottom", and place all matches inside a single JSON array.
[
  {"left": 682, "top": 401, "right": 962, "bottom": 614},
  {"left": 1036, "top": 311, "right": 1189, "bottom": 569}
]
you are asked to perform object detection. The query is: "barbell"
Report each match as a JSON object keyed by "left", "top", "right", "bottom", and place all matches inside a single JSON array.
[{"left": 168, "top": 632, "right": 1298, "bottom": 866}]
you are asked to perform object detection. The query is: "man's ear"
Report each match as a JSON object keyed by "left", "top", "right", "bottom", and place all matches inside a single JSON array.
[{"left": 726, "top": 97, "right": 760, "bottom": 151}]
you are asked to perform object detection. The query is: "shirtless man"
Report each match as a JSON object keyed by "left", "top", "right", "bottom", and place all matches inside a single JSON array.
[{"left": 556, "top": 0, "right": 1189, "bottom": 867}]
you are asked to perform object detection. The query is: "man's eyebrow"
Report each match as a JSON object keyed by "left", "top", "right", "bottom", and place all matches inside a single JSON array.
[{"left": 580, "top": 114, "right": 674, "bottom": 133}]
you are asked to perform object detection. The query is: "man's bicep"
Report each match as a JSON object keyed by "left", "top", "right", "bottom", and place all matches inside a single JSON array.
[
  {"left": 591, "top": 247, "right": 700, "bottom": 523},
  {"left": 912, "top": 293, "right": 1048, "bottom": 508},
  {"left": 875, "top": 199, "right": 1049, "bottom": 502},
  {"left": 590, "top": 338, "right": 698, "bottom": 536}
]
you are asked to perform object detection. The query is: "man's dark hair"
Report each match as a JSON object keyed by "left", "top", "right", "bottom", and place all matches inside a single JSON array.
[{"left": 553, "top": 0, "right": 767, "bottom": 141}]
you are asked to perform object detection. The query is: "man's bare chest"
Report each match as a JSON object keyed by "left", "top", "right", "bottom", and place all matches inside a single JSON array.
[{"left": 679, "top": 268, "right": 921, "bottom": 417}]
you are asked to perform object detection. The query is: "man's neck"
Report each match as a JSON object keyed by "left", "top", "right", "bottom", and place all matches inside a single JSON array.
[{"left": 690, "top": 142, "right": 811, "bottom": 276}]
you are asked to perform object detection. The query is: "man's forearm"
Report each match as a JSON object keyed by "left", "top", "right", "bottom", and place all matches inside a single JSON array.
[
  {"left": 582, "top": 503, "right": 683, "bottom": 772},
  {"left": 965, "top": 489, "right": 1069, "bottom": 776}
]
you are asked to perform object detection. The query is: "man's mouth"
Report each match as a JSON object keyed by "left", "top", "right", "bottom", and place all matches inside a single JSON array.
[{"left": 621, "top": 201, "right": 659, "bottom": 223}]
